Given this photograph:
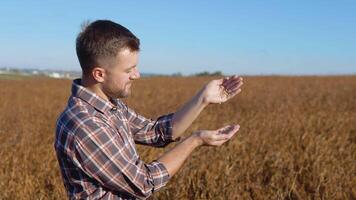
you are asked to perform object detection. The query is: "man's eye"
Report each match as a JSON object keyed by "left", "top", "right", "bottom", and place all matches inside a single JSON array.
[{"left": 126, "top": 66, "right": 136, "bottom": 73}]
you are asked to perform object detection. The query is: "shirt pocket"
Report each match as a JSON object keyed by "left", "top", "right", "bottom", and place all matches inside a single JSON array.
[{"left": 95, "top": 113, "right": 127, "bottom": 146}]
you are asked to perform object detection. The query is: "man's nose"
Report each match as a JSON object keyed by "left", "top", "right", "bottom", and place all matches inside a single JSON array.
[{"left": 130, "top": 68, "right": 140, "bottom": 80}]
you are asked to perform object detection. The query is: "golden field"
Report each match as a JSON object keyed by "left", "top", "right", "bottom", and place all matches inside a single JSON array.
[{"left": 0, "top": 75, "right": 355, "bottom": 200}]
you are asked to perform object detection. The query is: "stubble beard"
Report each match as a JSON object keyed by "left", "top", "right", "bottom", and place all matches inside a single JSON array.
[{"left": 104, "top": 83, "right": 131, "bottom": 99}]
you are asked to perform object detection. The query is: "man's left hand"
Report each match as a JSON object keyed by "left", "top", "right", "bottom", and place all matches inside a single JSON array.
[{"left": 201, "top": 75, "right": 243, "bottom": 105}]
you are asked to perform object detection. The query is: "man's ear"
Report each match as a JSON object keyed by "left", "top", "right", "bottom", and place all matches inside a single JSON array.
[{"left": 92, "top": 67, "right": 106, "bottom": 83}]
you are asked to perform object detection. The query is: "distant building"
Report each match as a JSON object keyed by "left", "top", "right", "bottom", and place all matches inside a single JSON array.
[
  {"left": 0, "top": 67, "right": 83, "bottom": 79},
  {"left": 49, "top": 72, "right": 62, "bottom": 78}
]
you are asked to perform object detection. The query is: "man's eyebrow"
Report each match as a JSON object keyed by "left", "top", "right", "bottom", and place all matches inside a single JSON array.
[{"left": 125, "top": 65, "right": 136, "bottom": 71}]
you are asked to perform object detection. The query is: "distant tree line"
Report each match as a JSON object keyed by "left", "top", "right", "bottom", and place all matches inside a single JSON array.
[
  {"left": 194, "top": 71, "right": 223, "bottom": 76},
  {"left": 170, "top": 71, "right": 224, "bottom": 77}
]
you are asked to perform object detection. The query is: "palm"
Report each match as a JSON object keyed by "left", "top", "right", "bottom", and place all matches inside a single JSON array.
[
  {"left": 197, "top": 125, "right": 240, "bottom": 146},
  {"left": 203, "top": 75, "right": 243, "bottom": 104}
]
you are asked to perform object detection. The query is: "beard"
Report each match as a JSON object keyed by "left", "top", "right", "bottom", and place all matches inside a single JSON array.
[{"left": 103, "top": 82, "right": 131, "bottom": 99}]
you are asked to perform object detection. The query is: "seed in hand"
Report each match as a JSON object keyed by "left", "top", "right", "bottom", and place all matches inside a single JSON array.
[
  {"left": 218, "top": 125, "right": 235, "bottom": 134},
  {"left": 219, "top": 85, "right": 230, "bottom": 99}
]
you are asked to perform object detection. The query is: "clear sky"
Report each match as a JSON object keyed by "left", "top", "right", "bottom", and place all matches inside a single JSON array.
[{"left": 0, "top": 0, "right": 355, "bottom": 75}]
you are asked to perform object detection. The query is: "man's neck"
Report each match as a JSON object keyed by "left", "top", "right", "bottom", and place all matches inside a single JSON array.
[{"left": 81, "top": 77, "right": 111, "bottom": 103}]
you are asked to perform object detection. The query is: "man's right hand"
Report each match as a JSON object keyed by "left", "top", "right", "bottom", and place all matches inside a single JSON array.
[
  {"left": 157, "top": 124, "right": 240, "bottom": 177},
  {"left": 194, "top": 125, "right": 240, "bottom": 146}
]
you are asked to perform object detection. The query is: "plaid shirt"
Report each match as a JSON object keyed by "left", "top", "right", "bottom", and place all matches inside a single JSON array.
[{"left": 55, "top": 79, "right": 177, "bottom": 200}]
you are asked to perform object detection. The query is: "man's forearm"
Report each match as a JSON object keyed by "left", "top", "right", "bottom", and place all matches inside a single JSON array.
[
  {"left": 171, "top": 89, "right": 208, "bottom": 139},
  {"left": 158, "top": 133, "right": 202, "bottom": 177}
]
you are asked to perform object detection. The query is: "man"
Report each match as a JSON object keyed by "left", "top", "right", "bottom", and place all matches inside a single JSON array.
[{"left": 55, "top": 20, "right": 243, "bottom": 199}]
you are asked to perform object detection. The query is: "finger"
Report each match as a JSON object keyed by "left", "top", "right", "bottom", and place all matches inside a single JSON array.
[
  {"left": 227, "top": 88, "right": 242, "bottom": 98},
  {"left": 214, "top": 136, "right": 230, "bottom": 141},
  {"left": 222, "top": 81, "right": 242, "bottom": 98},
  {"left": 218, "top": 124, "right": 240, "bottom": 134},
  {"left": 225, "top": 80, "right": 243, "bottom": 92},
  {"left": 223, "top": 78, "right": 241, "bottom": 89},
  {"left": 222, "top": 76, "right": 240, "bottom": 86},
  {"left": 213, "top": 135, "right": 232, "bottom": 142},
  {"left": 214, "top": 131, "right": 237, "bottom": 142},
  {"left": 213, "top": 140, "right": 227, "bottom": 146},
  {"left": 222, "top": 76, "right": 241, "bottom": 87},
  {"left": 224, "top": 81, "right": 243, "bottom": 91},
  {"left": 218, "top": 125, "right": 234, "bottom": 133},
  {"left": 221, "top": 76, "right": 231, "bottom": 84},
  {"left": 228, "top": 75, "right": 241, "bottom": 81},
  {"left": 226, "top": 83, "right": 243, "bottom": 95},
  {"left": 216, "top": 125, "right": 240, "bottom": 141}
]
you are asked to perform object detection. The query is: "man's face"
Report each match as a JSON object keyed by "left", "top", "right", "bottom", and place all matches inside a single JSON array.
[{"left": 102, "top": 48, "right": 140, "bottom": 99}]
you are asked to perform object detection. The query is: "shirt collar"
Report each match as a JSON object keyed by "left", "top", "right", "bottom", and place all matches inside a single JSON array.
[{"left": 71, "top": 78, "right": 124, "bottom": 114}]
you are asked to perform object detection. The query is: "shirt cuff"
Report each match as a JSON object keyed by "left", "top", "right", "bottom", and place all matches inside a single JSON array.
[
  {"left": 146, "top": 160, "right": 170, "bottom": 192},
  {"left": 155, "top": 113, "right": 181, "bottom": 143}
]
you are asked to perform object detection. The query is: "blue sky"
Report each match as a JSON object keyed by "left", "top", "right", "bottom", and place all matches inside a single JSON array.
[{"left": 0, "top": 0, "right": 355, "bottom": 75}]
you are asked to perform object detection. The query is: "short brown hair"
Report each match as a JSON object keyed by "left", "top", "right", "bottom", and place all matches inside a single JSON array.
[{"left": 76, "top": 20, "right": 140, "bottom": 75}]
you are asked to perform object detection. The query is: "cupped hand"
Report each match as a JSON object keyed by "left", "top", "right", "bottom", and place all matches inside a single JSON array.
[
  {"left": 194, "top": 124, "right": 240, "bottom": 146},
  {"left": 201, "top": 75, "right": 243, "bottom": 105}
]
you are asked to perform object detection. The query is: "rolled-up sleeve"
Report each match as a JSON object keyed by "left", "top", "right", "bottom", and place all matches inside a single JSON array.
[
  {"left": 144, "top": 161, "right": 170, "bottom": 191},
  {"left": 124, "top": 105, "right": 179, "bottom": 147},
  {"left": 73, "top": 118, "right": 170, "bottom": 199}
]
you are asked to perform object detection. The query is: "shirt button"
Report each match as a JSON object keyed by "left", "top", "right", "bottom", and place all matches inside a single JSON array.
[{"left": 111, "top": 107, "right": 118, "bottom": 112}]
